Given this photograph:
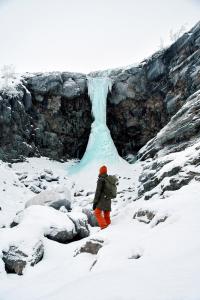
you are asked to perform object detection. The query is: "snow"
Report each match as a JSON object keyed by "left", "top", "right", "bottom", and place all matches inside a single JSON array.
[
  {"left": 0, "top": 135, "right": 200, "bottom": 299},
  {"left": 25, "top": 186, "right": 71, "bottom": 209},
  {"left": 0, "top": 157, "right": 73, "bottom": 228},
  {"left": 0, "top": 69, "right": 22, "bottom": 98},
  {"left": 0, "top": 205, "right": 76, "bottom": 252},
  {"left": 1, "top": 164, "right": 200, "bottom": 299}
]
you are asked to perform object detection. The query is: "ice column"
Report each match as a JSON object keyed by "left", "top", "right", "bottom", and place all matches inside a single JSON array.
[{"left": 77, "top": 76, "right": 121, "bottom": 168}]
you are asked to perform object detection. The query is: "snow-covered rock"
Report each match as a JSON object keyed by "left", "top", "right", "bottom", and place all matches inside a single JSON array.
[
  {"left": 75, "top": 238, "right": 104, "bottom": 256},
  {"left": 138, "top": 90, "right": 200, "bottom": 160},
  {"left": 137, "top": 90, "right": 200, "bottom": 200},
  {"left": 67, "top": 212, "right": 90, "bottom": 239},
  {"left": 19, "top": 205, "right": 76, "bottom": 241},
  {"left": 25, "top": 186, "right": 71, "bottom": 211},
  {"left": 2, "top": 240, "right": 44, "bottom": 275},
  {"left": 133, "top": 209, "right": 168, "bottom": 226}
]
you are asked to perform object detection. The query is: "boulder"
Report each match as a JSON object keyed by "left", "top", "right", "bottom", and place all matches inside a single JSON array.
[
  {"left": 74, "top": 238, "right": 104, "bottom": 256},
  {"left": 2, "top": 240, "right": 44, "bottom": 275},
  {"left": 12, "top": 206, "right": 77, "bottom": 244},
  {"left": 25, "top": 186, "right": 72, "bottom": 211},
  {"left": 46, "top": 227, "right": 75, "bottom": 243},
  {"left": 67, "top": 212, "right": 90, "bottom": 239}
]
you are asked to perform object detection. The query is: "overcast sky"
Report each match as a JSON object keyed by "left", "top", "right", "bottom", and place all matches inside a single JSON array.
[{"left": 0, "top": 0, "right": 199, "bottom": 74}]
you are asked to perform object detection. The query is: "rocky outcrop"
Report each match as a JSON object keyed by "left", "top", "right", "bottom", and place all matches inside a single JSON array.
[
  {"left": 10, "top": 206, "right": 90, "bottom": 244},
  {"left": 0, "top": 84, "right": 38, "bottom": 162},
  {"left": 136, "top": 90, "right": 200, "bottom": 200},
  {"left": 74, "top": 238, "right": 104, "bottom": 256},
  {"left": 107, "top": 22, "right": 200, "bottom": 156},
  {"left": 0, "top": 72, "right": 92, "bottom": 162},
  {"left": 138, "top": 90, "right": 200, "bottom": 160},
  {"left": 25, "top": 72, "right": 92, "bottom": 160},
  {"left": 0, "top": 22, "right": 199, "bottom": 162}
]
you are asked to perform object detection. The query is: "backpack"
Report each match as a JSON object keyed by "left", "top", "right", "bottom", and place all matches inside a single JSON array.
[{"left": 104, "top": 175, "right": 118, "bottom": 199}]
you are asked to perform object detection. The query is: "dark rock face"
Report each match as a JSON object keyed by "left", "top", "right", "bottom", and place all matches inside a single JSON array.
[
  {"left": 0, "top": 22, "right": 199, "bottom": 162},
  {"left": 107, "top": 22, "right": 200, "bottom": 156},
  {"left": 138, "top": 90, "right": 200, "bottom": 160},
  {"left": 2, "top": 241, "right": 44, "bottom": 275},
  {"left": 0, "top": 85, "right": 38, "bottom": 162},
  {"left": 136, "top": 90, "right": 200, "bottom": 200},
  {"left": 0, "top": 72, "right": 91, "bottom": 162},
  {"left": 26, "top": 72, "right": 92, "bottom": 160}
]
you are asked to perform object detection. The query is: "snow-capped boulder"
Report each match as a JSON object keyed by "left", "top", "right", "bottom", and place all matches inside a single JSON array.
[
  {"left": 67, "top": 212, "right": 90, "bottom": 239},
  {"left": 25, "top": 186, "right": 71, "bottom": 211},
  {"left": 22, "top": 206, "right": 76, "bottom": 242},
  {"left": 2, "top": 240, "right": 44, "bottom": 275},
  {"left": 10, "top": 206, "right": 91, "bottom": 245}
]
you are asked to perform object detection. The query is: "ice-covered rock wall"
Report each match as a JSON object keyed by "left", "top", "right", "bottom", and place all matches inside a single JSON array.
[{"left": 0, "top": 22, "right": 199, "bottom": 162}]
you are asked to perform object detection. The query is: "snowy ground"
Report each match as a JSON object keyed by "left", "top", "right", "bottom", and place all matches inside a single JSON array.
[{"left": 0, "top": 157, "right": 200, "bottom": 300}]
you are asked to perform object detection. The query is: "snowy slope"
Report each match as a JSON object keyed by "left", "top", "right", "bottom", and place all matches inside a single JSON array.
[{"left": 0, "top": 155, "right": 200, "bottom": 300}]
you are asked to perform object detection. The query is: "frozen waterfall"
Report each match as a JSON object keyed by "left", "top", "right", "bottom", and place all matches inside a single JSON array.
[{"left": 69, "top": 76, "right": 124, "bottom": 174}]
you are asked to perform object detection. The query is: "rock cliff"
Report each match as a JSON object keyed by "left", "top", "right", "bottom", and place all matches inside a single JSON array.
[
  {"left": 107, "top": 21, "right": 200, "bottom": 155},
  {"left": 0, "top": 22, "right": 199, "bottom": 162}
]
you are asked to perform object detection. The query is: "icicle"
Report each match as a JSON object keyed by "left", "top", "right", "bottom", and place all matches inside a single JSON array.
[{"left": 87, "top": 76, "right": 112, "bottom": 124}]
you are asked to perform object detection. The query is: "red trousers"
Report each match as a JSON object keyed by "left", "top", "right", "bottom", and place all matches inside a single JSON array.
[{"left": 94, "top": 208, "right": 111, "bottom": 229}]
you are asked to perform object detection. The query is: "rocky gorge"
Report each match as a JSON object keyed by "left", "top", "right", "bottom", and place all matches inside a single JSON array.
[{"left": 0, "top": 21, "right": 200, "bottom": 163}]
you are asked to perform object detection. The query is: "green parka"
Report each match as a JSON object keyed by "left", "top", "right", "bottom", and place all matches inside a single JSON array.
[{"left": 93, "top": 174, "right": 111, "bottom": 211}]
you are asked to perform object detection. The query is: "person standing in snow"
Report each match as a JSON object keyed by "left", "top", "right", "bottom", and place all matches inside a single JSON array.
[{"left": 93, "top": 165, "right": 118, "bottom": 230}]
